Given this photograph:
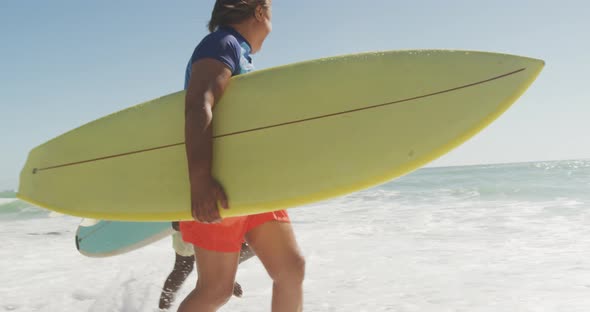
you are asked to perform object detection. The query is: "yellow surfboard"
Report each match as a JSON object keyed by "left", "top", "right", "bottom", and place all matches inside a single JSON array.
[{"left": 17, "top": 50, "right": 544, "bottom": 221}]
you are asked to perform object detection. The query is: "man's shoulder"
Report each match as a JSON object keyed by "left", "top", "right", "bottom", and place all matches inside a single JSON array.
[{"left": 198, "top": 29, "right": 240, "bottom": 51}]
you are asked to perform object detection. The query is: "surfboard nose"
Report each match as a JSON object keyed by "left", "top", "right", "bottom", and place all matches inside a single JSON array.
[{"left": 516, "top": 55, "right": 544, "bottom": 76}]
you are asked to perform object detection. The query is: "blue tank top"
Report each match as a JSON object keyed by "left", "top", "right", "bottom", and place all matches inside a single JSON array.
[{"left": 184, "top": 26, "right": 254, "bottom": 89}]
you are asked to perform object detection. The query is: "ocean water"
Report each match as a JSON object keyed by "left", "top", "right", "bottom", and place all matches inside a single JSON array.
[{"left": 1, "top": 159, "right": 589, "bottom": 311}]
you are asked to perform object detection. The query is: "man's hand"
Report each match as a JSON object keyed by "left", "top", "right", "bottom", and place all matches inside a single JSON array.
[{"left": 190, "top": 177, "right": 229, "bottom": 223}]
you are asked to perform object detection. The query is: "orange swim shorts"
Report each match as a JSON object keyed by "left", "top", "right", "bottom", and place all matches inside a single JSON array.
[{"left": 179, "top": 210, "right": 290, "bottom": 253}]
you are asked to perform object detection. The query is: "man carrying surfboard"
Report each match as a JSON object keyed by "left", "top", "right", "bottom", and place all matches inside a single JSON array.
[{"left": 178, "top": 1, "right": 305, "bottom": 311}]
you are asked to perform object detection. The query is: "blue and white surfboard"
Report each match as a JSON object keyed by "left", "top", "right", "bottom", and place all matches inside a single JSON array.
[{"left": 75, "top": 219, "right": 175, "bottom": 257}]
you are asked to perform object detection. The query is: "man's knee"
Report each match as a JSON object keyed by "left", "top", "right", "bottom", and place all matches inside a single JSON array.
[
  {"left": 271, "top": 254, "right": 306, "bottom": 285},
  {"left": 198, "top": 280, "right": 235, "bottom": 307}
]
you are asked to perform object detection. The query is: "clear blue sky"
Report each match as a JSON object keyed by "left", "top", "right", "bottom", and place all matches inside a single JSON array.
[{"left": 1, "top": 0, "right": 588, "bottom": 190}]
